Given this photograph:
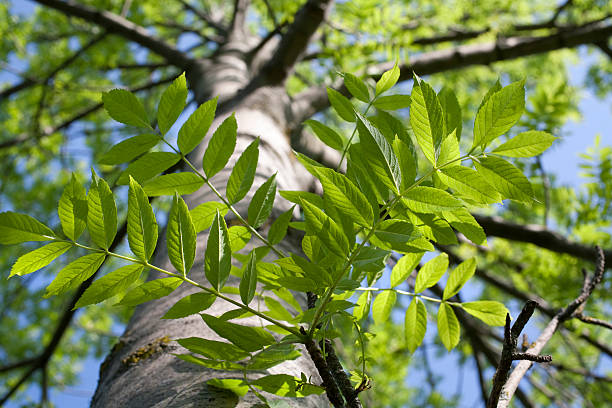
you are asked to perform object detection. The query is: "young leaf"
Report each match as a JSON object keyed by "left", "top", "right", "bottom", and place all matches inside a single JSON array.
[
  {"left": 353, "top": 291, "right": 371, "bottom": 321},
  {"left": 373, "top": 94, "right": 411, "bottom": 111},
  {"left": 393, "top": 138, "right": 417, "bottom": 189},
  {"left": 99, "top": 134, "right": 160, "bottom": 165},
  {"left": 461, "top": 301, "right": 509, "bottom": 326},
  {"left": 441, "top": 209, "right": 487, "bottom": 246},
  {"left": 10, "top": 242, "right": 72, "bottom": 277},
  {"left": 473, "top": 80, "right": 525, "bottom": 149},
  {"left": 162, "top": 292, "right": 216, "bottom": 319},
  {"left": 402, "top": 186, "right": 463, "bottom": 212},
  {"left": 75, "top": 264, "right": 144, "bottom": 308},
  {"left": 44, "top": 253, "right": 106, "bottom": 298},
  {"left": 414, "top": 253, "right": 449, "bottom": 293},
  {"left": 142, "top": 172, "right": 204, "bottom": 196},
  {"left": 343, "top": 72, "right": 370, "bottom": 102},
  {"left": 102, "top": 89, "right": 150, "bottom": 129},
  {"left": 300, "top": 199, "right": 350, "bottom": 258},
  {"left": 372, "top": 290, "right": 396, "bottom": 324},
  {"left": 0, "top": 212, "right": 55, "bottom": 245},
  {"left": 87, "top": 171, "right": 117, "bottom": 250},
  {"left": 410, "top": 74, "right": 445, "bottom": 164},
  {"left": 327, "top": 87, "right": 355, "bottom": 122},
  {"left": 167, "top": 194, "right": 196, "bottom": 276},
  {"left": 226, "top": 138, "right": 259, "bottom": 204},
  {"left": 312, "top": 167, "right": 374, "bottom": 227},
  {"left": 438, "top": 166, "right": 501, "bottom": 204},
  {"left": 405, "top": 297, "right": 427, "bottom": 353},
  {"left": 436, "top": 129, "right": 460, "bottom": 167},
  {"left": 478, "top": 79, "right": 502, "bottom": 110},
  {"left": 157, "top": 73, "right": 188, "bottom": 135},
  {"left": 438, "top": 87, "right": 462, "bottom": 140},
  {"left": 443, "top": 258, "right": 476, "bottom": 300},
  {"left": 117, "top": 152, "right": 181, "bottom": 185},
  {"left": 437, "top": 303, "right": 460, "bottom": 351},
  {"left": 492, "top": 130, "right": 556, "bottom": 157},
  {"left": 178, "top": 97, "right": 218, "bottom": 155},
  {"left": 474, "top": 156, "right": 534, "bottom": 202},
  {"left": 228, "top": 226, "right": 250, "bottom": 252},
  {"left": 206, "top": 379, "right": 249, "bottom": 397},
  {"left": 203, "top": 114, "right": 237, "bottom": 178},
  {"left": 268, "top": 206, "right": 294, "bottom": 245},
  {"left": 375, "top": 62, "right": 400, "bottom": 95},
  {"left": 355, "top": 112, "right": 402, "bottom": 193},
  {"left": 205, "top": 210, "right": 232, "bottom": 291},
  {"left": 177, "top": 337, "right": 250, "bottom": 360},
  {"left": 58, "top": 174, "right": 87, "bottom": 241},
  {"left": 200, "top": 314, "right": 275, "bottom": 352},
  {"left": 116, "top": 277, "right": 183, "bottom": 307},
  {"left": 390, "top": 252, "right": 424, "bottom": 288},
  {"left": 240, "top": 251, "right": 257, "bottom": 305},
  {"left": 127, "top": 177, "right": 158, "bottom": 261},
  {"left": 248, "top": 174, "right": 277, "bottom": 228},
  {"left": 304, "top": 119, "right": 344, "bottom": 151},
  {"left": 190, "top": 202, "right": 227, "bottom": 233}
]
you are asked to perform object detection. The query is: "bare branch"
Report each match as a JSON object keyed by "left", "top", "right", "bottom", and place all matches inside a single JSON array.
[
  {"left": 33, "top": 0, "right": 195, "bottom": 70},
  {"left": 179, "top": 0, "right": 228, "bottom": 36},
  {"left": 573, "top": 313, "right": 612, "bottom": 330},
  {"left": 302, "top": 329, "right": 344, "bottom": 407},
  {"left": 229, "top": 0, "right": 250, "bottom": 41}
]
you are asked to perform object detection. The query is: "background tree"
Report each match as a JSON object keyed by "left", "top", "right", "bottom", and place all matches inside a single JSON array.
[{"left": 1, "top": 0, "right": 611, "bottom": 407}]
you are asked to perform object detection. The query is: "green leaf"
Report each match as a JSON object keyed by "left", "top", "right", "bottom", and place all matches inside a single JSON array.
[
  {"left": 474, "top": 156, "right": 533, "bottom": 202},
  {"left": 102, "top": 89, "right": 150, "bottom": 129},
  {"left": 10, "top": 242, "right": 72, "bottom": 277},
  {"left": 207, "top": 379, "right": 249, "bottom": 397},
  {"left": 461, "top": 301, "right": 509, "bottom": 326},
  {"left": 251, "top": 374, "right": 305, "bottom": 397},
  {"left": 393, "top": 138, "right": 417, "bottom": 189},
  {"left": 248, "top": 344, "right": 301, "bottom": 370},
  {"left": 157, "top": 73, "right": 188, "bottom": 135},
  {"left": 201, "top": 314, "right": 275, "bottom": 352},
  {"left": 353, "top": 291, "right": 371, "bottom": 321},
  {"left": 414, "top": 253, "right": 448, "bottom": 293},
  {"left": 58, "top": 174, "right": 87, "bottom": 241},
  {"left": 190, "top": 202, "right": 227, "bottom": 233},
  {"left": 99, "top": 134, "right": 160, "bottom": 165},
  {"left": 44, "top": 253, "right": 106, "bottom": 298},
  {"left": 402, "top": 186, "right": 463, "bottom": 212},
  {"left": 437, "top": 303, "right": 460, "bottom": 351},
  {"left": 167, "top": 194, "right": 196, "bottom": 275},
  {"left": 437, "top": 129, "right": 460, "bottom": 168},
  {"left": 127, "top": 177, "right": 158, "bottom": 262},
  {"left": 343, "top": 72, "right": 370, "bottom": 102},
  {"left": 265, "top": 297, "right": 294, "bottom": 321},
  {"left": 87, "top": 171, "right": 117, "bottom": 250},
  {"left": 228, "top": 226, "right": 250, "bottom": 252},
  {"left": 117, "top": 152, "right": 181, "bottom": 185},
  {"left": 162, "top": 292, "right": 216, "bottom": 319},
  {"left": 356, "top": 112, "right": 402, "bottom": 193},
  {"left": 473, "top": 80, "right": 525, "bottom": 149},
  {"left": 405, "top": 297, "right": 427, "bottom": 353},
  {"left": 390, "top": 252, "right": 424, "bottom": 288},
  {"left": 372, "top": 290, "right": 396, "bottom": 324},
  {"left": 202, "top": 113, "right": 237, "bottom": 177},
  {"left": 177, "top": 354, "right": 244, "bottom": 371},
  {"left": 373, "top": 94, "right": 411, "bottom": 111},
  {"left": 313, "top": 167, "right": 374, "bottom": 227},
  {"left": 438, "top": 87, "right": 462, "bottom": 140},
  {"left": 327, "top": 87, "right": 355, "bottom": 122},
  {"left": 492, "top": 131, "right": 556, "bottom": 157},
  {"left": 268, "top": 206, "right": 294, "bottom": 245},
  {"left": 441, "top": 209, "right": 486, "bottom": 246},
  {"left": 142, "top": 172, "right": 204, "bottom": 196},
  {"left": 248, "top": 174, "right": 277, "bottom": 228},
  {"left": 478, "top": 79, "right": 502, "bottom": 110},
  {"left": 240, "top": 251, "right": 257, "bottom": 305},
  {"left": 116, "top": 277, "right": 183, "bottom": 307},
  {"left": 276, "top": 276, "right": 317, "bottom": 292},
  {"left": 279, "top": 190, "right": 324, "bottom": 209},
  {"left": 375, "top": 62, "right": 400, "bottom": 95},
  {"left": 205, "top": 211, "right": 232, "bottom": 291},
  {"left": 410, "top": 74, "right": 445, "bottom": 164},
  {"left": 300, "top": 199, "right": 349, "bottom": 258},
  {"left": 443, "top": 258, "right": 476, "bottom": 300},
  {"left": 304, "top": 119, "right": 344, "bottom": 151},
  {"left": 75, "top": 264, "right": 144, "bottom": 308},
  {"left": 178, "top": 97, "right": 218, "bottom": 155},
  {"left": 0, "top": 212, "right": 55, "bottom": 245},
  {"left": 177, "top": 337, "right": 250, "bottom": 360},
  {"left": 438, "top": 166, "right": 501, "bottom": 204},
  {"left": 226, "top": 138, "right": 259, "bottom": 204}
]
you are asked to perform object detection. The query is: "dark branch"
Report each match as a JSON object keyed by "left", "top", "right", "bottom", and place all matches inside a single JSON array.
[
  {"left": 302, "top": 330, "right": 344, "bottom": 407},
  {"left": 179, "top": 0, "right": 228, "bottom": 36},
  {"left": 320, "top": 339, "right": 362, "bottom": 408},
  {"left": 33, "top": 0, "right": 195, "bottom": 70}
]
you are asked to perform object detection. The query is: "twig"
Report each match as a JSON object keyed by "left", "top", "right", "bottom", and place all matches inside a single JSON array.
[{"left": 302, "top": 329, "right": 344, "bottom": 407}]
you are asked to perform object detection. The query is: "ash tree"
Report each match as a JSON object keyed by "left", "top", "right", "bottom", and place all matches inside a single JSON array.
[{"left": 1, "top": 1, "right": 611, "bottom": 407}]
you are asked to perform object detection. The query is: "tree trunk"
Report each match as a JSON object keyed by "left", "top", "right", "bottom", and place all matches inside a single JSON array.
[{"left": 91, "top": 44, "right": 327, "bottom": 407}]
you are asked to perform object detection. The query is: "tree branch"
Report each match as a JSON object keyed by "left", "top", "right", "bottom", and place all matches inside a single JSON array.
[
  {"left": 32, "top": 0, "right": 195, "bottom": 70},
  {"left": 179, "top": 0, "right": 228, "bottom": 36},
  {"left": 229, "top": 0, "right": 250, "bottom": 41}
]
